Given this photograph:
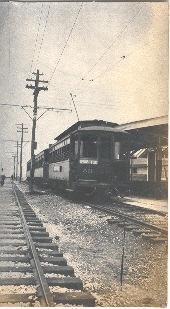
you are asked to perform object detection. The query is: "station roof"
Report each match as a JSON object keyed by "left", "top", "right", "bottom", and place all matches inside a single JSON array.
[
  {"left": 117, "top": 115, "right": 168, "bottom": 131},
  {"left": 117, "top": 115, "right": 168, "bottom": 149}
]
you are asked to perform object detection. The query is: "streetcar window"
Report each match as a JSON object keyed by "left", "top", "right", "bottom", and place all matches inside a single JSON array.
[
  {"left": 74, "top": 140, "right": 78, "bottom": 156},
  {"left": 80, "top": 136, "right": 97, "bottom": 158},
  {"left": 114, "top": 142, "right": 120, "bottom": 160},
  {"left": 100, "top": 136, "right": 111, "bottom": 159}
]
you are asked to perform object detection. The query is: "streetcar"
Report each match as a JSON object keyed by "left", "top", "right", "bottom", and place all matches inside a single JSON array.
[{"left": 26, "top": 120, "right": 129, "bottom": 194}]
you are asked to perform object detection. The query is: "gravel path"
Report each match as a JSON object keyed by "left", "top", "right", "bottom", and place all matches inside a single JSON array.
[{"left": 18, "top": 183, "right": 167, "bottom": 307}]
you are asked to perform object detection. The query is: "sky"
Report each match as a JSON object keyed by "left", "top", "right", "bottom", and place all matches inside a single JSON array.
[{"left": 0, "top": 1, "right": 168, "bottom": 176}]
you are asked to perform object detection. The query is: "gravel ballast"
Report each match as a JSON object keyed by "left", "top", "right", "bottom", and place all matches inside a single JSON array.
[{"left": 17, "top": 183, "right": 167, "bottom": 307}]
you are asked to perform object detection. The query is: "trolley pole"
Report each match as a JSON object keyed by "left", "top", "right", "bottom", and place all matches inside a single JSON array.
[
  {"left": 70, "top": 93, "right": 79, "bottom": 121},
  {"left": 26, "top": 69, "right": 48, "bottom": 193}
]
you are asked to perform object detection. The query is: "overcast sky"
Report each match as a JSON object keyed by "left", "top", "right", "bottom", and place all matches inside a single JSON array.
[{"left": 0, "top": 1, "right": 168, "bottom": 176}]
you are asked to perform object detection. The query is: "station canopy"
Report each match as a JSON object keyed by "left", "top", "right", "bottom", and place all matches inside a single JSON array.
[{"left": 117, "top": 115, "right": 168, "bottom": 150}]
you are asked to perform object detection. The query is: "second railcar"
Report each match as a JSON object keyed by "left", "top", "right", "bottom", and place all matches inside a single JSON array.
[{"left": 27, "top": 148, "right": 49, "bottom": 185}]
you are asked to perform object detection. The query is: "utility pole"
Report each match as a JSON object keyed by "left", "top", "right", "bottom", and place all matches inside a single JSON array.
[
  {"left": 12, "top": 155, "right": 16, "bottom": 179},
  {"left": 17, "top": 123, "right": 28, "bottom": 183},
  {"left": 26, "top": 69, "right": 48, "bottom": 193},
  {"left": 16, "top": 141, "right": 19, "bottom": 181},
  {"left": 14, "top": 141, "right": 21, "bottom": 181}
]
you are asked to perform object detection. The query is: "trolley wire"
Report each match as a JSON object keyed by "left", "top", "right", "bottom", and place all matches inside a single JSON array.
[
  {"left": 86, "top": 37, "right": 154, "bottom": 84},
  {"left": 90, "top": 53, "right": 134, "bottom": 82},
  {"left": 89, "top": 56, "right": 125, "bottom": 82},
  {"left": 29, "top": 3, "right": 44, "bottom": 74},
  {"left": 49, "top": 4, "right": 141, "bottom": 104},
  {"left": 81, "top": 5, "right": 143, "bottom": 81},
  {"left": 34, "top": 3, "right": 51, "bottom": 71},
  {"left": 49, "top": 2, "right": 83, "bottom": 83}
]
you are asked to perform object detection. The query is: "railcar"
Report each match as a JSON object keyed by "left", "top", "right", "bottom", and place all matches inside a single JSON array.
[
  {"left": 27, "top": 120, "right": 129, "bottom": 193},
  {"left": 26, "top": 148, "right": 49, "bottom": 185}
]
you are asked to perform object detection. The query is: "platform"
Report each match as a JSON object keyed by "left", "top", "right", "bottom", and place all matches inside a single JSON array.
[{"left": 123, "top": 196, "right": 168, "bottom": 214}]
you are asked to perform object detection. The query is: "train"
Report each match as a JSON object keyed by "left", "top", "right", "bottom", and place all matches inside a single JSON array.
[
  {"left": 26, "top": 119, "right": 168, "bottom": 197},
  {"left": 26, "top": 120, "right": 130, "bottom": 194}
]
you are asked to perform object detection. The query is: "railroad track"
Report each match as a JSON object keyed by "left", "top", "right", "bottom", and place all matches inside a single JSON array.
[
  {"left": 37, "top": 187, "right": 168, "bottom": 242},
  {"left": 81, "top": 199, "right": 168, "bottom": 242},
  {"left": 0, "top": 183, "right": 95, "bottom": 307}
]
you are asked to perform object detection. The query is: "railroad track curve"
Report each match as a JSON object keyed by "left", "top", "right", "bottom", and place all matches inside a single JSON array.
[{"left": 80, "top": 199, "right": 168, "bottom": 243}]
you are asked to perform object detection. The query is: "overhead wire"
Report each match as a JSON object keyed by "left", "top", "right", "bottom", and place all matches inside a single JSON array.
[
  {"left": 90, "top": 53, "right": 134, "bottom": 82},
  {"left": 81, "top": 5, "right": 143, "bottom": 80},
  {"left": 47, "top": 4, "right": 142, "bottom": 116},
  {"left": 70, "top": 5, "right": 142, "bottom": 93},
  {"left": 49, "top": 2, "right": 83, "bottom": 83},
  {"left": 29, "top": 3, "right": 44, "bottom": 74},
  {"left": 76, "top": 103, "right": 116, "bottom": 110},
  {"left": 0, "top": 103, "right": 31, "bottom": 108},
  {"left": 91, "top": 22, "right": 158, "bottom": 83},
  {"left": 34, "top": 3, "right": 51, "bottom": 71},
  {"left": 90, "top": 56, "right": 125, "bottom": 81}
]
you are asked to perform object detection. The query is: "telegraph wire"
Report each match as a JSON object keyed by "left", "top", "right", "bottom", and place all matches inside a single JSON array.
[
  {"left": 29, "top": 3, "right": 44, "bottom": 74},
  {"left": 82, "top": 5, "right": 143, "bottom": 80},
  {"left": 0, "top": 103, "right": 31, "bottom": 108},
  {"left": 49, "top": 2, "right": 83, "bottom": 83},
  {"left": 0, "top": 103, "right": 70, "bottom": 112},
  {"left": 34, "top": 3, "right": 51, "bottom": 71}
]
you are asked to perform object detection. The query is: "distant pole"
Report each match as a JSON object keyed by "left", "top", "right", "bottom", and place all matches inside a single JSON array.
[
  {"left": 17, "top": 123, "right": 28, "bottom": 183},
  {"left": 16, "top": 141, "right": 19, "bottom": 181},
  {"left": 20, "top": 124, "right": 23, "bottom": 182},
  {"left": 12, "top": 155, "right": 16, "bottom": 179},
  {"left": 26, "top": 69, "right": 48, "bottom": 193},
  {"left": 30, "top": 116, "right": 36, "bottom": 193}
]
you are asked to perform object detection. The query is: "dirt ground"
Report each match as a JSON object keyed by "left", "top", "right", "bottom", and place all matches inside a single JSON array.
[{"left": 18, "top": 183, "right": 167, "bottom": 307}]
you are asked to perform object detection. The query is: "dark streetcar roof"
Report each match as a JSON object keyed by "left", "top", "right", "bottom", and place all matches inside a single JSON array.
[
  {"left": 34, "top": 148, "right": 49, "bottom": 160},
  {"left": 54, "top": 120, "right": 118, "bottom": 141}
]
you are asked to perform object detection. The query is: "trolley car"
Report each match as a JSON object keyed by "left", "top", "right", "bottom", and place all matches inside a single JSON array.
[{"left": 26, "top": 120, "right": 129, "bottom": 193}]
